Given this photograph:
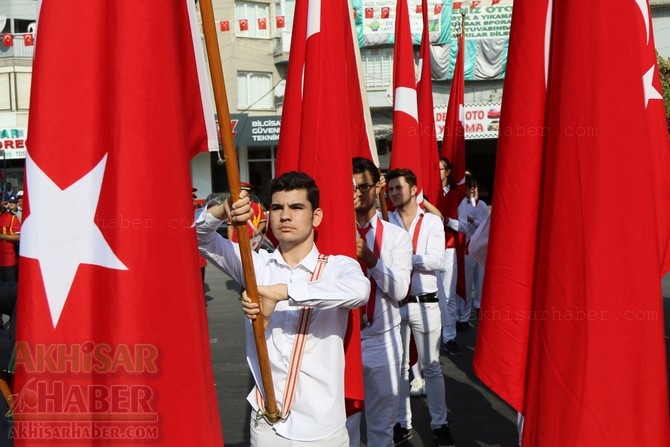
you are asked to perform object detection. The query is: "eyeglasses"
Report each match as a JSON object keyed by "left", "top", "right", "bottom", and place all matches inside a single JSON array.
[{"left": 354, "top": 183, "right": 375, "bottom": 193}]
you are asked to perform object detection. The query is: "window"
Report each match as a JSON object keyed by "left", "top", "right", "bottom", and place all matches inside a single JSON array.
[
  {"left": 237, "top": 72, "right": 274, "bottom": 110},
  {"left": 15, "top": 72, "right": 32, "bottom": 110},
  {"left": 361, "top": 48, "right": 394, "bottom": 90},
  {"left": 235, "top": 1, "right": 270, "bottom": 38},
  {"left": 0, "top": 74, "right": 11, "bottom": 111},
  {"left": 275, "top": 0, "right": 295, "bottom": 33}
]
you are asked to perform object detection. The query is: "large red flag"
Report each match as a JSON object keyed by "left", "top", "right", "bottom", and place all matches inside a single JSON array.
[
  {"left": 388, "top": 0, "right": 423, "bottom": 198},
  {"left": 474, "top": 0, "right": 670, "bottom": 445},
  {"left": 417, "top": 0, "right": 441, "bottom": 204},
  {"left": 441, "top": 29, "right": 465, "bottom": 185},
  {"left": 441, "top": 26, "right": 467, "bottom": 298},
  {"left": 15, "top": 1, "right": 223, "bottom": 445},
  {"left": 276, "top": 0, "right": 365, "bottom": 414}
]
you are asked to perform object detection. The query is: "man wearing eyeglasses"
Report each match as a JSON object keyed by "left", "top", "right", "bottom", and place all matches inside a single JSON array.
[{"left": 345, "top": 157, "right": 413, "bottom": 447}]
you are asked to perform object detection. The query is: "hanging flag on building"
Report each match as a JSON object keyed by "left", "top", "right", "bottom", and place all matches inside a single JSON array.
[
  {"left": 275, "top": 0, "right": 365, "bottom": 415},
  {"left": 388, "top": 0, "right": 423, "bottom": 198},
  {"left": 473, "top": 0, "right": 670, "bottom": 445},
  {"left": 276, "top": 15, "right": 285, "bottom": 28},
  {"left": 2, "top": 34, "right": 13, "bottom": 47},
  {"left": 220, "top": 20, "right": 230, "bottom": 32},
  {"left": 15, "top": 1, "right": 223, "bottom": 445},
  {"left": 239, "top": 18, "right": 249, "bottom": 31}
]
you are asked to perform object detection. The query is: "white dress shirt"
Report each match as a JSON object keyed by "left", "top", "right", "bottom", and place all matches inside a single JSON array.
[
  {"left": 358, "top": 214, "right": 413, "bottom": 338},
  {"left": 457, "top": 198, "right": 490, "bottom": 242},
  {"left": 388, "top": 209, "right": 445, "bottom": 295},
  {"left": 196, "top": 209, "right": 370, "bottom": 441}
]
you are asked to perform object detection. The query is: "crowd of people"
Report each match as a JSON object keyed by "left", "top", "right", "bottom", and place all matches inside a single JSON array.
[{"left": 196, "top": 158, "right": 490, "bottom": 447}]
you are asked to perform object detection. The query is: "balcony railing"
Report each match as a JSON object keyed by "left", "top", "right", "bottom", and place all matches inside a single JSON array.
[{"left": 0, "top": 33, "right": 35, "bottom": 59}]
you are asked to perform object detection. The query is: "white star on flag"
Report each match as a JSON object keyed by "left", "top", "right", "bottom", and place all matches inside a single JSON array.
[
  {"left": 21, "top": 153, "right": 128, "bottom": 327},
  {"left": 642, "top": 65, "right": 663, "bottom": 108}
]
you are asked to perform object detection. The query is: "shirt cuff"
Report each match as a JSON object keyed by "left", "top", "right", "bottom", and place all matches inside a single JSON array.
[{"left": 196, "top": 207, "right": 225, "bottom": 232}]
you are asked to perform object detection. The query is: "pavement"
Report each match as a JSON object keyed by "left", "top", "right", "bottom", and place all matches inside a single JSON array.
[{"left": 205, "top": 265, "right": 670, "bottom": 447}]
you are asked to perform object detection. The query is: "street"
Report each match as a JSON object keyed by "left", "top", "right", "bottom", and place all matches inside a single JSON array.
[{"left": 205, "top": 265, "right": 670, "bottom": 447}]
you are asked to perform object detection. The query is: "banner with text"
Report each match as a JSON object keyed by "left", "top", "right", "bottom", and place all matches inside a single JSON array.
[
  {"left": 353, "top": 0, "right": 513, "bottom": 80},
  {"left": 0, "top": 128, "right": 28, "bottom": 159},
  {"left": 435, "top": 103, "right": 500, "bottom": 140}
]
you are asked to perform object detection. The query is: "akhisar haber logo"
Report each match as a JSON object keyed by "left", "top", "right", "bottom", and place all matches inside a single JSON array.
[
  {"left": 13, "top": 341, "right": 158, "bottom": 374},
  {"left": 10, "top": 378, "right": 156, "bottom": 419},
  {"left": 9, "top": 342, "right": 161, "bottom": 440}
]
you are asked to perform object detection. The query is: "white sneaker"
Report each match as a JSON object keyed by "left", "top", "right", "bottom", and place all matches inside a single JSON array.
[{"left": 409, "top": 378, "right": 425, "bottom": 397}]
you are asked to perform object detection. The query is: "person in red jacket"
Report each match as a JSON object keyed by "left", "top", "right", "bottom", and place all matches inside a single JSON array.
[
  {"left": 0, "top": 199, "right": 20, "bottom": 282},
  {"left": 227, "top": 182, "right": 267, "bottom": 251}
]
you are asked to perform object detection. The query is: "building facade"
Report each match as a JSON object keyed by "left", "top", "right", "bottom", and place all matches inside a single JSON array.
[{"left": 2, "top": 0, "right": 669, "bottom": 206}]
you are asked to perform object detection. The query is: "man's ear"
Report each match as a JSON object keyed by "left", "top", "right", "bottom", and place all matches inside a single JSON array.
[
  {"left": 410, "top": 184, "right": 418, "bottom": 198},
  {"left": 312, "top": 207, "right": 324, "bottom": 228}
]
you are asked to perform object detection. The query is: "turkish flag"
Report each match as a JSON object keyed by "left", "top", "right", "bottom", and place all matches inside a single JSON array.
[
  {"left": 416, "top": 5, "right": 423, "bottom": 14},
  {"left": 441, "top": 27, "right": 466, "bottom": 298},
  {"left": 417, "top": 0, "right": 441, "bottom": 204},
  {"left": 276, "top": 15, "right": 285, "bottom": 28},
  {"left": 257, "top": 17, "right": 267, "bottom": 30},
  {"left": 381, "top": 6, "right": 390, "bottom": 19},
  {"left": 473, "top": 1, "right": 670, "bottom": 445},
  {"left": 471, "top": 0, "right": 481, "bottom": 8},
  {"left": 16, "top": 1, "right": 223, "bottom": 445},
  {"left": 2, "top": 34, "right": 13, "bottom": 47},
  {"left": 275, "top": 0, "right": 365, "bottom": 415},
  {"left": 388, "top": 0, "right": 423, "bottom": 198},
  {"left": 239, "top": 18, "right": 249, "bottom": 31},
  {"left": 23, "top": 34, "right": 34, "bottom": 46},
  {"left": 434, "top": 4, "right": 443, "bottom": 14},
  {"left": 452, "top": 2, "right": 463, "bottom": 9},
  {"left": 220, "top": 20, "right": 230, "bottom": 32},
  {"left": 365, "top": 7, "right": 374, "bottom": 19}
]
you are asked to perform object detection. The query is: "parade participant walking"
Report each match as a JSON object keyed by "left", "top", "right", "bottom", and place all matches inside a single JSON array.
[
  {"left": 456, "top": 173, "right": 489, "bottom": 325},
  {"left": 346, "top": 157, "right": 412, "bottom": 447},
  {"left": 435, "top": 157, "right": 467, "bottom": 357},
  {"left": 197, "top": 171, "right": 369, "bottom": 446},
  {"left": 386, "top": 169, "right": 455, "bottom": 447}
]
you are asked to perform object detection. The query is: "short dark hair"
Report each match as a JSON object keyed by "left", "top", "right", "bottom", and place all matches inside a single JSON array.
[
  {"left": 465, "top": 172, "right": 478, "bottom": 189},
  {"left": 270, "top": 171, "right": 319, "bottom": 210},
  {"left": 440, "top": 157, "right": 457, "bottom": 187},
  {"left": 386, "top": 168, "right": 417, "bottom": 188},
  {"left": 352, "top": 157, "right": 380, "bottom": 184}
]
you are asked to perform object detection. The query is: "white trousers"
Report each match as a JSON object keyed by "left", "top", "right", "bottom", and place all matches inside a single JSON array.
[
  {"left": 437, "top": 248, "right": 458, "bottom": 342},
  {"left": 397, "top": 302, "right": 448, "bottom": 430},
  {"left": 251, "top": 411, "right": 349, "bottom": 447},
  {"left": 346, "top": 328, "right": 401, "bottom": 447},
  {"left": 457, "top": 253, "right": 484, "bottom": 322}
]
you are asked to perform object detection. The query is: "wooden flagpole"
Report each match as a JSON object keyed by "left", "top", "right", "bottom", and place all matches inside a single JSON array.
[{"left": 198, "top": 0, "right": 280, "bottom": 423}]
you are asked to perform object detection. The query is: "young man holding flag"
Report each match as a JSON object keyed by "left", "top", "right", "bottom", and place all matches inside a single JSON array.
[
  {"left": 197, "top": 171, "right": 369, "bottom": 446},
  {"left": 346, "top": 157, "right": 413, "bottom": 447}
]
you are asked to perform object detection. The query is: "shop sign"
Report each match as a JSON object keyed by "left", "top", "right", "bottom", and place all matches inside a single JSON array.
[
  {"left": 434, "top": 103, "right": 501, "bottom": 140},
  {"left": 0, "top": 128, "right": 28, "bottom": 159}
]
